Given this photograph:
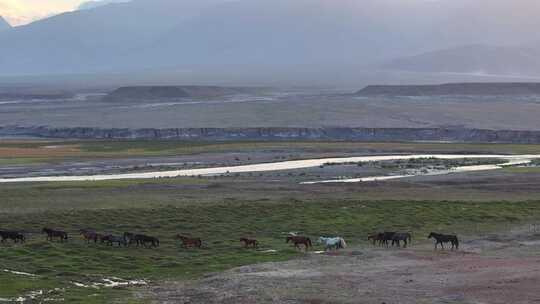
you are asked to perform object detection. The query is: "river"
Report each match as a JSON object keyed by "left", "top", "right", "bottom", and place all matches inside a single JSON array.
[{"left": 0, "top": 154, "right": 538, "bottom": 183}]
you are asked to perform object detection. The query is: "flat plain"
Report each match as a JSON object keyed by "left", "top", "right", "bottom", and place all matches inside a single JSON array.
[{"left": 1, "top": 140, "right": 540, "bottom": 303}]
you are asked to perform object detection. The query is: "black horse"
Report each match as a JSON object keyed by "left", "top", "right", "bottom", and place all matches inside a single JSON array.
[
  {"left": 0, "top": 230, "right": 25, "bottom": 243},
  {"left": 123, "top": 232, "right": 136, "bottom": 246},
  {"left": 391, "top": 232, "right": 412, "bottom": 248},
  {"left": 42, "top": 228, "right": 68, "bottom": 242},
  {"left": 134, "top": 234, "right": 159, "bottom": 248},
  {"left": 381, "top": 232, "right": 396, "bottom": 247},
  {"left": 428, "top": 232, "right": 459, "bottom": 250},
  {"left": 102, "top": 235, "right": 127, "bottom": 247}
]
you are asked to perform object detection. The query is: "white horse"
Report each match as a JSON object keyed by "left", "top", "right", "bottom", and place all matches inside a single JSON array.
[{"left": 318, "top": 237, "right": 347, "bottom": 251}]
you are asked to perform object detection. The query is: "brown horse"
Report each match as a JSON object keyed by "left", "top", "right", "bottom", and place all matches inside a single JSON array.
[
  {"left": 240, "top": 238, "right": 259, "bottom": 248},
  {"left": 175, "top": 235, "right": 202, "bottom": 249},
  {"left": 286, "top": 236, "right": 312, "bottom": 251},
  {"left": 79, "top": 229, "right": 102, "bottom": 243}
]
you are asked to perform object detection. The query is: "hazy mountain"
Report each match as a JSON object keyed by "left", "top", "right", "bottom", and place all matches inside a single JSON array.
[
  {"left": 78, "top": 0, "right": 132, "bottom": 11},
  {"left": 1, "top": 0, "right": 540, "bottom": 78},
  {"left": 0, "top": 16, "right": 11, "bottom": 31},
  {"left": 382, "top": 45, "right": 540, "bottom": 76}
]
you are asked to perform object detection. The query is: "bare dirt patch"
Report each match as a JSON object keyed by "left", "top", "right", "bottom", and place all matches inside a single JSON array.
[{"left": 144, "top": 230, "right": 540, "bottom": 304}]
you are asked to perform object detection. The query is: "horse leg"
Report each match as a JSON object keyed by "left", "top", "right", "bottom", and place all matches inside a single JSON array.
[{"left": 403, "top": 239, "right": 407, "bottom": 248}]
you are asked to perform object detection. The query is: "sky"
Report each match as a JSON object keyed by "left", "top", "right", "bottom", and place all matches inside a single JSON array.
[{"left": 0, "top": 0, "right": 86, "bottom": 25}]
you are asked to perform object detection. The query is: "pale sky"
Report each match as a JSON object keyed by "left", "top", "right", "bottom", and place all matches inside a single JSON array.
[{"left": 0, "top": 0, "right": 86, "bottom": 25}]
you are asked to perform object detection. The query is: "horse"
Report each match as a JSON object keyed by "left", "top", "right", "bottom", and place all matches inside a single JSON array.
[
  {"left": 42, "top": 228, "right": 68, "bottom": 242},
  {"left": 391, "top": 232, "right": 412, "bottom": 248},
  {"left": 79, "top": 229, "right": 102, "bottom": 243},
  {"left": 175, "top": 235, "right": 202, "bottom": 249},
  {"left": 318, "top": 237, "right": 347, "bottom": 251},
  {"left": 379, "top": 232, "right": 396, "bottom": 247},
  {"left": 286, "top": 236, "right": 312, "bottom": 251},
  {"left": 134, "top": 234, "right": 159, "bottom": 248},
  {"left": 123, "top": 232, "right": 136, "bottom": 246},
  {"left": 0, "top": 230, "right": 25, "bottom": 243},
  {"left": 240, "top": 238, "right": 258, "bottom": 248},
  {"left": 428, "top": 232, "right": 459, "bottom": 250},
  {"left": 368, "top": 233, "right": 384, "bottom": 246},
  {"left": 101, "top": 235, "right": 127, "bottom": 247}
]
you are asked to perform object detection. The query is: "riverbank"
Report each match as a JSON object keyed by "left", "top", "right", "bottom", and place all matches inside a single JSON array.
[{"left": 3, "top": 126, "right": 540, "bottom": 143}]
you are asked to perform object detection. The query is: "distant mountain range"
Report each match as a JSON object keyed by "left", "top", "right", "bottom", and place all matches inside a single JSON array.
[
  {"left": 356, "top": 82, "right": 540, "bottom": 97},
  {"left": 0, "top": 16, "right": 11, "bottom": 31},
  {"left": 382, "top": 45, "right": 540, "bottom": 76},
  {"left": 1, "top": 0, "right": 540, "bottom": 78},
  {"left": 78, "top": 0, "right": 131, "bottom": 11}
]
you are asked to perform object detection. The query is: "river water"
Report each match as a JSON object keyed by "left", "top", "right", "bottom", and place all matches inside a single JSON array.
[{"left": 0, "top": 154, "right": 538, "bottom": 183}]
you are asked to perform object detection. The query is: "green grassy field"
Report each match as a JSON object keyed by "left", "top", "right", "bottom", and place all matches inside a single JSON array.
[
  {"left": 2, "top": 140, "right": 540, "bottom": 302},
  {"left": 1, "top": 177, "right": 540, "bottom": 302}
]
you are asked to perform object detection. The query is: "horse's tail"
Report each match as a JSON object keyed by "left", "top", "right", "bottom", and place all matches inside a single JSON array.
[
  {"left": 307, "top": 238, "right": 312, "bottom": 248},
  {"left": 408, "top": 233, "right": 412, "bottom": 245},
  {"left": 340, "top": 238, "right": 347, "bottom": 249},
  {"left": 455, "top": 237, "right": 459, "bottom": 249}
]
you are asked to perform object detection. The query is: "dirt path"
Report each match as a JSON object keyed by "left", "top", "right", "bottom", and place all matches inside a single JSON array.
[{"left": 144, "top": 229, "right": 540, "bottom": 304}]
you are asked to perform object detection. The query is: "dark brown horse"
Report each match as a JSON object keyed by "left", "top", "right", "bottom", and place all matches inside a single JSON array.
[
  {"left": 134, "top": 234, "right": 159, "bottom": 248},
  {"left": 391, "top": 232, "right": 412, "bottom": 248},
  {"left": 240, "top": 238, "right": 258, "bottom": 248},
  {"left": 175, "top": 235, "right": 202, "bottom": 249},
  {"left": 286, "top": 236, "right": 312, "bottom": 251},
  {"left": 42, "top": 228, "right": 68, "bottom": 242},
  {"left": 368, "top": 233, "right": 384, "bottom": 246},
  {"left": 381, "top": 231, "right": 397, "bottom": 247},
  {"left": 428, "top": 232, "right": 459, "bottom": 250}
]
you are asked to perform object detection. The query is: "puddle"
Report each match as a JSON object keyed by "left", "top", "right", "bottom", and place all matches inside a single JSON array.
[
  {"left": 3, "top": 269, "right": 38, "bottom": 277},
  {"left": 72, "top": 277, "right": 147, "bottom": 289}
]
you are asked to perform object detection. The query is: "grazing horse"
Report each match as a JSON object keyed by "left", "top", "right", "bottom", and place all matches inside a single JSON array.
[
  {"left": 102, "top": 235, "right": 127, "bottom": 247},
  {"left": 428, "top": 232, "right": 459, "bottom": 250},
  {"left": 286, "top": 236, "right": 312, "bottom": 251},
  {"left": 42, "top": 228, "right": 68, "bottom": 242},
  {"left": 176, "top": 235, "right": 202, "bottom": 249},
  {"left": 391, "top": 232, "right": 412, "bottom": 248},
  {"left": 134, "top": 234, "right": 159, "bottom": 248},
  {"left": 240, "top": 238, "right": 258, "bottom": 248},
  {"left": 0, "top": 230, "right": 25, "bottom": 243},
  {"left": 318, "top": 237, "right": 347, "bottom": 251},
  {"left": 79, "top": 229, "right": 101, "bottom": 243}
]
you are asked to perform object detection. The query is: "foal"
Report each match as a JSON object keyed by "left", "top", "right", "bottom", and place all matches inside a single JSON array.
[
  {"left": 286, "top": 236, "right": 312, "bottom": 251},
  {"left": 176, "top": 235, "right": 202, "bottom": 249}
]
